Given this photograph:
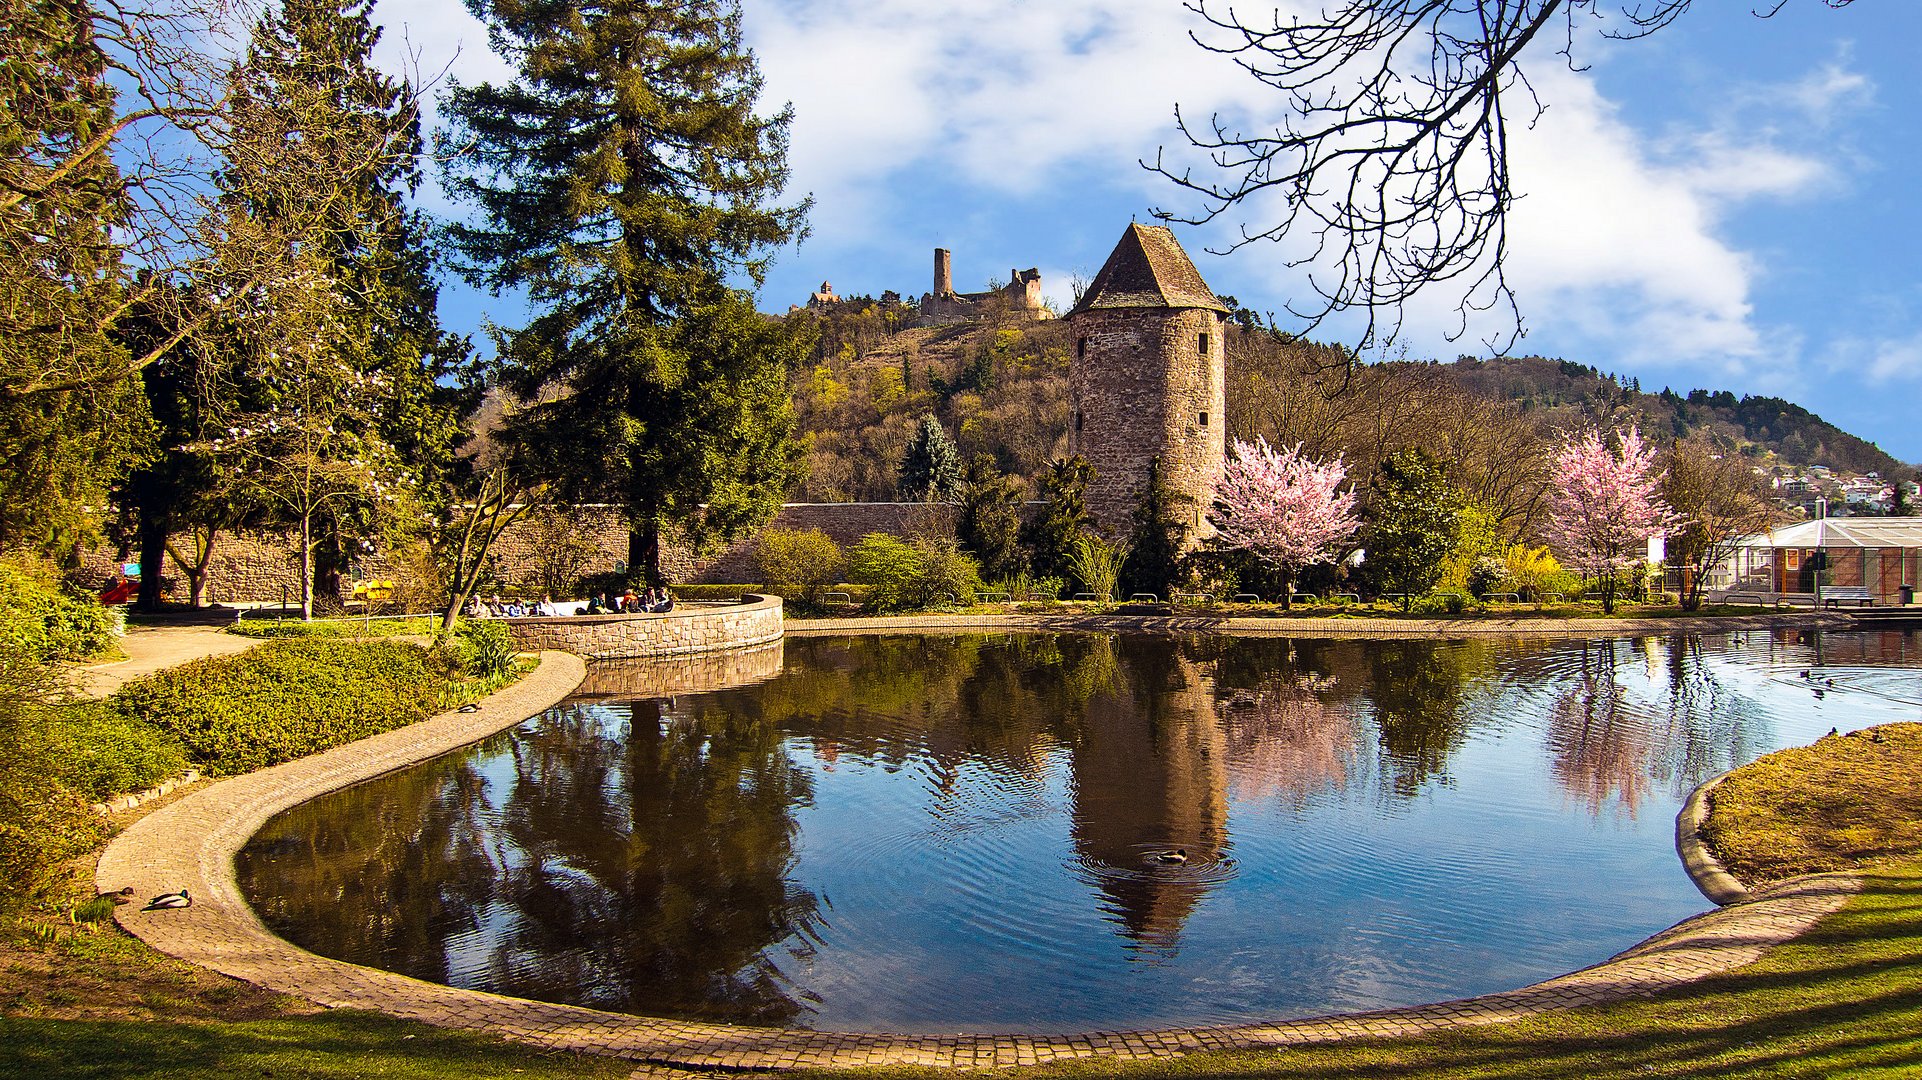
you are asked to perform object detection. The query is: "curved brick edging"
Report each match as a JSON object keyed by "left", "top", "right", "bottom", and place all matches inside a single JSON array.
[
  {"left": 95, "top": 643, "right": 1863, "bottom": 1074},
  {"left": 1677, "top": 771, "right": 1751, "bottom": 905},
  {"left": 505, "top": 595, "right": 782, "bottom": 660},
  {"left": 789, "top": 610, "right": 1847, "bottom": 639}
]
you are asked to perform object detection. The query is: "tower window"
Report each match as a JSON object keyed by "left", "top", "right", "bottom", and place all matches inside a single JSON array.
[
  {"left": 1198, "top": 332, "right": 1210, "bottom": 354},
  {"left": 1074, "top": 410, "right": 1083, "bottom": 432},
  {"left": 1077, "top": 337, "right": 1087, "bottom": 359},
  {"left": 1198, "top": 411, "right": 1209, "bottom": 427}
]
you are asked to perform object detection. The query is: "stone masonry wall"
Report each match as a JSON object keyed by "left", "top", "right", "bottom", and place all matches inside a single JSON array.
[
  {"left": 1068, "top": 306, "right": 1224, "bottom": 544},
  {"left": 79, "top": 503, "right": 959, "bottom": 604},
  {"left": 504, "top": 594, "right": 783, "bottom": 660},
  {"left": 572, "top": 639, "right": 785, "bottom": 700}
]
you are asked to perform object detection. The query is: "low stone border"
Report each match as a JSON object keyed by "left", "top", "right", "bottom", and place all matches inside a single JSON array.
[
  {"left": 1677, "top": 771, "right": 1751, "bottom": 905},
  {"left": 506, "top": 595, "right": 783, "bottom": 659},
  {"left": 93, "top": 769, "right": 202, "bottom": 815},
  {"left": 96, "top": 643, "right": 1861, "bottom": 1074},
  {"left": 790, "top": 610, "right": 1847, "bottom": 639}
]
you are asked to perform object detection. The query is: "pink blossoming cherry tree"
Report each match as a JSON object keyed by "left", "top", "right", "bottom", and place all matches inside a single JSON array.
[
  {"left": 1543, "top": 426, "right": 1676, "bottom": 614},
  {"left": 1209, "top": 437, "right": 1360, "bottom": 609}
]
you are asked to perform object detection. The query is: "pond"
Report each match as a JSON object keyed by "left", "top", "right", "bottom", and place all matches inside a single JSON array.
[{"left": 238, "top": 629, "right": 1922, "bottom": 1034}]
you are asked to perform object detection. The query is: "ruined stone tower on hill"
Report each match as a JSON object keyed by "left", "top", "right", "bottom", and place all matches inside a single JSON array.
[{"left": 1068, "top": 224, "right": 1227, "bottom": 543}]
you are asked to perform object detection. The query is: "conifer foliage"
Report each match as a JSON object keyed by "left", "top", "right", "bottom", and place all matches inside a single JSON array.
[
  {"left": 0, "top": 0, "right": 148, "bottom": 553},
  {"left": 441, "top": 0, "right": 809, "bottom": 583},
  {"left": 1357, "top": 449, "right": 1464, "bottom": 608},
  {"left": 897, "top": 414, "right": 963, "bottom": 503},
  {"left": 195, "top": 0, "right": 454, "bottom": 619}
]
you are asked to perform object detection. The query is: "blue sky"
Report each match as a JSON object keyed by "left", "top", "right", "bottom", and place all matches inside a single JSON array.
[{"left": 376, "top": 1, "right": 1921, "bottom": 464}]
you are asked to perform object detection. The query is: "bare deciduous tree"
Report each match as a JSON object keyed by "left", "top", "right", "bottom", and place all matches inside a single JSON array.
[
  {"left": 1659, "top": 435, "right": 1779, "bottom": 611},
  {"left": 1151, "top": 0, "right": 1854, "bottom": 357}
]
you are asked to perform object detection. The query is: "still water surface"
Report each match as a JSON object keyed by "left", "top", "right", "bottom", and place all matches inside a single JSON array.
[{"left": 239, "top": 630, "right": 1922, "bottom": 1033}]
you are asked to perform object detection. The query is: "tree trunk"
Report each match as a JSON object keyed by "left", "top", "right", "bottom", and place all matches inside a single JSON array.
[
  {"left": 1279, "top": 567, "right": 1295, "bottom": 611},
  {"left": 136, "top": 506, "right": 169, "bottom": 611},
  {"left": 299, "top": 516, "right": 314, "bottom": 621},
  {"left": 628, "top": 521, "right": 661, "bottom": 586}
]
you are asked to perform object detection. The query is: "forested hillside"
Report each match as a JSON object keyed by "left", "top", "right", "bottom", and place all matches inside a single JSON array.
[
  {"left": 1437, "top": 356, "right": 1904, "bottom": 477},
  {"left": 782, "top": 302, "right": 1909, "bottom": 537}
]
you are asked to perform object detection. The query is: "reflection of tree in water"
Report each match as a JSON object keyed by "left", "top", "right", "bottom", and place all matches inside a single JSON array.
[
  {"left": 1651, "top": 635, "right": 1772, "bottom": 796},
  {"left": 1366, "top": 640, "right": 1489, "bottom": 797},
  {"left": 489, "top": 700, "right": 818, "bottom": 1024},
  {"left": 1217, "top": 669, "right": 1359, "bottom": 808},
  {"left": 1545, "top": 639, "right": 1656, "bottom": 816},
  {"left": 239, "top": 750, "right": 499, "bottom": 983}
]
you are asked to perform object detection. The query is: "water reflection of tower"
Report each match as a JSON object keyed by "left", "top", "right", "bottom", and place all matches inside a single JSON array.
[{"left": 1066, "top": 637, "right": 1228, "bottom": 950}]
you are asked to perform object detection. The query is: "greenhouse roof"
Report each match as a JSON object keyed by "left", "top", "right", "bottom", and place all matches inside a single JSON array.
[{"left": 1747, "top": 518, "right": 1922, "bottom": 549}]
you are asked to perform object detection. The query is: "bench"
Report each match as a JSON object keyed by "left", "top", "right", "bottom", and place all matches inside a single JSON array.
[{"left": 1821, "top": 586, "right": 1875, "bottom": 608}]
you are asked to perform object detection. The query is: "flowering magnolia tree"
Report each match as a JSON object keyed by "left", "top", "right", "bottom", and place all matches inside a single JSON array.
[
  {"left": 1209, "top": 438, "right": 1360, "bottom": 609},
  {"left": 1543, "top": 427, "right": 1675, "bottom": 614}
]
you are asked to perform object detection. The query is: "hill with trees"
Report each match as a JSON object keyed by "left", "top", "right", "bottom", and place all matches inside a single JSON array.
[{"left": 781, "top": 302, "right": 1910, "bottom": 537}]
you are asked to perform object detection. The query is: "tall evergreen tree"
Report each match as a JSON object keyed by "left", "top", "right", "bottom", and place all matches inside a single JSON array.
[
  {"left": 1120, "top": 456, "right": 1187, "bottom": 600},
  {"left": 1357, "top": 448, "right": 1465, "bottom": 608},
  {"left": 1021, "top": 456, "right": 1097, "bottom": 588},
  {"left": 956, "top": 452, "right": 1024, "bottom": 583},
  {"left": 897, "top": 414, "right": 963, "bottom": 503},
  {"left": 0, "top": 0, "right": 150, "bottom": 554},
  {"left": 196, "top": 0, "right": 459, "bottom": 617},
  {"left": 441, "top": 0, "right": 809, "bottom": 583}
]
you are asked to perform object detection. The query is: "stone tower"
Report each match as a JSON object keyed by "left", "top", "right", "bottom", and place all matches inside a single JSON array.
[{"left": 1068, "top": 224, "right": 1228, "bottom": 542}]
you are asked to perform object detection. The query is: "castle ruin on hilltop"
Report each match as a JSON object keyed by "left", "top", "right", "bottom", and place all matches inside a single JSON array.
[
  {"left": 794, "top": 246, "right": 1053, "bottom": 323},
  {"left": 918, "top": 247, "right": 1051, "bottom": 322}
]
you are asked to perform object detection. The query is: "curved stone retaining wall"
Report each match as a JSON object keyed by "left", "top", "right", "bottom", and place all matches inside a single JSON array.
[{"left": 503, "top": 594, "right": 782, "bottom": 660}]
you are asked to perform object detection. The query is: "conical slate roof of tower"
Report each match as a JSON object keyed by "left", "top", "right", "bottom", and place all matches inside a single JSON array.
[{"left": 1072, "top": 223, "right": 1228, "bottom": 314}]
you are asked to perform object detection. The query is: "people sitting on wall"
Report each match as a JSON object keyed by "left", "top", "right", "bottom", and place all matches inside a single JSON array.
[
  {"left": 503, "top": 598, "right": 526, "bottom": 618},
  {"left": 534, "top": 593, "right": 562, "bottom": 617},
  {"left": 646, "top": 586, "right": 675, "bottom": 614},
  {"left": 619, "top": 589, "right": 639, "bottom": 612},
  {"left": 585, "top": 592, "right": 609, "bottom": 614}
]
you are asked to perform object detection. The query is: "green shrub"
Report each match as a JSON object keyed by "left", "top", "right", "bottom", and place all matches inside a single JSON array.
[
  {"left": 671, "top": 584, "right": 757, "bottom": 601},
  {"left": 1410, "top": 592, "right": 1467, "bottom": 616},
  {"left": 0, "top": 712, "right": 109, "bottom": 917},
  {"left": 754, "top": 528, "right": 843, "bottom": 602},
  {"left": 847, "top": 534, "right": 921, "bottom": 612},
  {"left": 0, "top": 560, "right": 121, "bottom": 663},
  {"left": 45, "top": 705, "right": 188, "bottom": 801},
  {"left": 229, "top": 615, "right": 442, "bottom": 639},
  {"left": 451, "top": 620, "right": 517, "bottom": 680},
  {"left": 846, "top": 534, "right": 982, "bottom": 613},
  {"left": 105, "top": 639, "right": 459, "bottom": 775}
]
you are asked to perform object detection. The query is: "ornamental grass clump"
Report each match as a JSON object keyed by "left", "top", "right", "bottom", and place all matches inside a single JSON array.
[{"left": 106, "top": 639, "right": 459, "bottom": 775}]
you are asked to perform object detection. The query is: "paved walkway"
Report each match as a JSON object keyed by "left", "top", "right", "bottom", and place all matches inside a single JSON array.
[
  {"left": 789, "top": 610, "right": 1847, "bottom": 639},
  {"left": 70, "top": 624, "right": 264, "bottom": 699},
  {"left": 96, "top": 646, "right": 1862, "bottom": 1074}
]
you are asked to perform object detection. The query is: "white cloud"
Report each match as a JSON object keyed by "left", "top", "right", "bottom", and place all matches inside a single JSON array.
[
  {"left": 362, "top": 1, "right": 1877, "bottom": 387},
  {"left": 1824, "top": 331, "right": 1922, "bottom": 385},
  {"left": 1495, "top": 64, "right": 1840, "bottom": 371}
]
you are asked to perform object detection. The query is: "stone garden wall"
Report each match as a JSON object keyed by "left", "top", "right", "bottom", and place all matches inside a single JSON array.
[
  {"left": 570, "top": 639, "right": 785, "bottom": 700},
  {"left": 503, "top": 595, "right": 783, "bottom": 660},
  {"left": 81, "top": 504, "right": 962, "bottom": 605}
]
